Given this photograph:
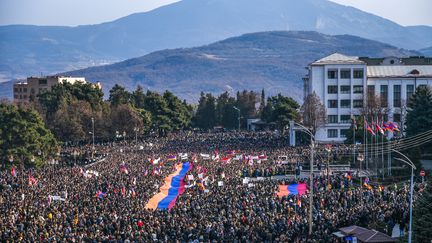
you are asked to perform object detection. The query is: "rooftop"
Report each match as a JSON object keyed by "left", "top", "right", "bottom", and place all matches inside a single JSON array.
[
  {"left": 337, "top": 226, "right": 396, "bottom": 243},
  {"left": 367, "top": 65, "right": 432, "bottom": 78},
  {"left": 311, "top": 53, "right": 365, "bottom": 65}
]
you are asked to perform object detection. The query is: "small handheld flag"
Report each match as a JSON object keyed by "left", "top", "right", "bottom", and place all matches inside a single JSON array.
[{"left": 11, "top": 166, "right": 17, "bottom": 177}]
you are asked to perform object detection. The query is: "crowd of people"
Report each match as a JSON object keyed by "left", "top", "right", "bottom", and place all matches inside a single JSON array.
[{"left": 0, "top": 131, "right": 422, "bottom": 242}]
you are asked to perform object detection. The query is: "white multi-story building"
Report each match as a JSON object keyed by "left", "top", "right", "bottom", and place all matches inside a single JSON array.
[{"left": 304, "top": 53, "right": 432, "bottom": 143}]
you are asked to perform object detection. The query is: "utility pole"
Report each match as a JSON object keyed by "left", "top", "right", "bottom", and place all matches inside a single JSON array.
[
  {"left": 393, "top": 149, "right": 416, "bottom": 243},
  {"left": 293, "top": 122, "right": 314, "bottom": 235},
  {"left": 309, "top": 138, "right": 314, "bottom": 235}
]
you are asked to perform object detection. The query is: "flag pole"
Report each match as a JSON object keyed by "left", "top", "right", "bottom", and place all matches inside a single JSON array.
[
  {"left": 375, "top": 116, "right": 378, "bottom": 180},
  {"left": 364, "top": 116, "right": 368, "bottom": 170},
  {"left": 381, "top": 117, "right": 384, "bottom": 180},
  {"left": 352, "top": 115, "right": 355, "bottom": 170}
]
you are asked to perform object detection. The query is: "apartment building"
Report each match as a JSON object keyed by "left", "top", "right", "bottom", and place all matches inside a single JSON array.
[{"left": 303, "top": 53, "right": 432, "bottom": 142}]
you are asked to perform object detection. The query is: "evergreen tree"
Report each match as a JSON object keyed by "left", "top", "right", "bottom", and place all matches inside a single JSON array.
[
  {"left": 132, "top": 85, "right": 146, "bottom": 109},
  {"left": 406, "top": 86, "right": 432, "bottom": 137},
  {"left": 413, "top": 175, "right": 432, "bottom": 242},
  {"left": 194, "top": 92, "right": 217, "bottom": 129},
  {"left": 236, "top": 90, "right": 259, "bottom": 128},
  {"left": 0, "top": 102, "right": 58, "bottom": 167},
  {"left": 405, "top": 85, "right": 432, "bottom": 170},
  {"left": 143, "top": 91, "right": 173, "bottom": 135},
  {"left": 163, "top": 90, "right": 193, "bottom": 130},
  {"left": 108, "top": 84, "right": 131, "bottom": 107},
  {"left": 261, "top": 94, "right": 299, "bottom": 131}
]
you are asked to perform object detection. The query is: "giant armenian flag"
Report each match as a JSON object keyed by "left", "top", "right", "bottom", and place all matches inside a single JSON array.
[{"left": 145, "top": 162, "right": 192, "bottom": 210}]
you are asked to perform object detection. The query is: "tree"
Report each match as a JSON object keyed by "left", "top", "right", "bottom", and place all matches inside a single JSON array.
[
  {"left": 236, "top": 90, "right": 259, "bottom": 128},
  {"left": 37, "top": 82, "right": 104, "bottom": 115},
  {"left": 109, "top": 84, "right": 131, "bottom": 107},
  {"left": 36, "top": 82, "right": 106, "bottom": 142},
  {"left": 51, "top": 99, "right": 92, "bottom": 142},
  {"left": 259, "top": 89, "right": 266, "bottom": 115},
  {"left": 405, "top": 86, "right": 432, "bottom": 170},
  {"left": 110, "top": 104, "right": 144, "bottom": 137},
  {"left": 301, "top": 92, "right": 326, "bottom": 135},
  {"left": 194, "top": 92, "right": 217, "bottom": 129},
  {"left": 0, "top": 102, "right": 58, "bottom": 167},
  {"left": 261, "top": 94, "right": 299, "bottom": 131},
  {"left": 132, "top": 85, "right": 146, "bottom": 109},
  {"left": 163, "top": 90, "right": 193, "bottom": 130},
  {"left": 406, "top": 86, "right": 432, "bottom": 137},
  {"left": 413, "top": 175, "right": 432, "bottom": 242},
  {"left": 143, "top": 91, "right": 173, "bottom": 135},
  {"left": 215, "top": 92, "right": 237, "bottom": 129}
]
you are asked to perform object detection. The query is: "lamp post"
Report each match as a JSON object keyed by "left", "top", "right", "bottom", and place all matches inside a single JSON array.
[
  {"left": 392, "top": 149, "right": 416, "bottom": 243},
  {"left": 293, "top": 122, "right": 315, "bottom": 235},
  {"left": 91, "top": 117, "right": 95, "bottom": 158},
  {"left": 233, "top": 106, "right": 240, "bottom": 131},
  {"left": 134, "top": 127, "right": 139, "bottom": 144}
]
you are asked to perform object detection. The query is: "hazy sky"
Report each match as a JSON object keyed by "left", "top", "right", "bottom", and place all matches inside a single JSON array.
[{"left": 0, "top": 0, "right": 431, "bottom": 27}]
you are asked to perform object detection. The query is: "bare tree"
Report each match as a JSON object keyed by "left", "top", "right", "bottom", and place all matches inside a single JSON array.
[
  {"left": 360, "top": 94, "right": 390, "bottom": 122},
  {"left": 301, "top": 92, "right": 326, "bottom": 135}
]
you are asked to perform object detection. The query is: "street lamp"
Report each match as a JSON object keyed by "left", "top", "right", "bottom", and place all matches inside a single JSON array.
[
  {"left": 134, "top": 127, "right": 139, "bottom": 144},
  {"left": 392, "top": 149, "right": 416, "bottom": 243},
  {"left": 293, "top": 122, "right": 315, "bottom": 235},
  {"left": 91, "top": 117, "right": 95, "bottom": 158},
  {"left": 233, "top": 106, "right": 240, "bottom": 131}
]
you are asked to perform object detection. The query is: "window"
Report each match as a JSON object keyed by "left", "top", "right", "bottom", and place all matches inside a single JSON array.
[
  {"left": 340, "top": 69, "right": 351, "bottom": 79},
  {"left": 353, "top": 69, "right": 364, "bottom": 79},
  {"left": 340, "top": 85, "right": 351, "bottom": 94},
  {"left": 14, "top": 88, "right": 18, "bottom": 93},
  {"left": 14, "top": 95, "right": 18, "bottom": 99},
  {"left": 418, "top": 84, "right": 427, "bottom": 89},
  {"left": 340, "top": 115, "right": 351, "bottom": 123},
  {"left": 340, "top": 129, "right": 349, "bottom": 138},
  {"left": 23, "top": 88, "right": 27, "bottom": 93},
  {"left": 328, "top": 85, "right": 338, "bottom": 94},
  {"left": 328, "top": 70, "right": 338, "bottom": 79},
  {"left": 353, "top": 85, "right": 363, "bottom": 94},
  {"left": 23, "top": 95, "right": 27, "bottom": 99},
  {"left": 31, "top": 88, "right": 35, "bottom": 94},
  {"left": 328, "top": 129, "right": 338, "bottom": 138},
  {"left": 393, "top": 85, "right": 401, "bottom": 108},
  {"left": 353, "top": 99, "right": 363, "bottom": 108},
  {"left": 328, "top": 115, "right": 338, "bottom": 123},
  {"left": 328, "top": 100, "right": 338, "bottom": 108},
  {"left": 380, "top": 85, "right": 388, "bottom": 107},
  {"left": 38, "top": 79, "right": 47, "bottom": 85},
  {"left": 367, "top": 85, "right": 375, "bottom": 100},
  {"left": 340, "top": 100, "right": 351, "bottom": 108},
  {"left": 406, "top": 85, "right": 414, "bottom": 99},
  {"left": 393, "top": 114, "right": 401, "bottom": 123}
]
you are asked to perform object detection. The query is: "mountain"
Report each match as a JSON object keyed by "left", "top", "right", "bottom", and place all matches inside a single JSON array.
[
  {"left": 55, "top": 31, "right": 420, "bottom": 102},
  {"left": 419, "top": 46, "right": 432, "bottom": 56},
  {"left": 1, "top": 0, "right": 431, "bottom": 83}
]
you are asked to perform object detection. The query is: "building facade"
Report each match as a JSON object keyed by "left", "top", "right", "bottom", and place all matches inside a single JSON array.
[
  {"left": 13, "top": 76, "right": 101, "bottom": 103},
  {"left": 304, "top": 53, "right": 432, "bottom": 143}
]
